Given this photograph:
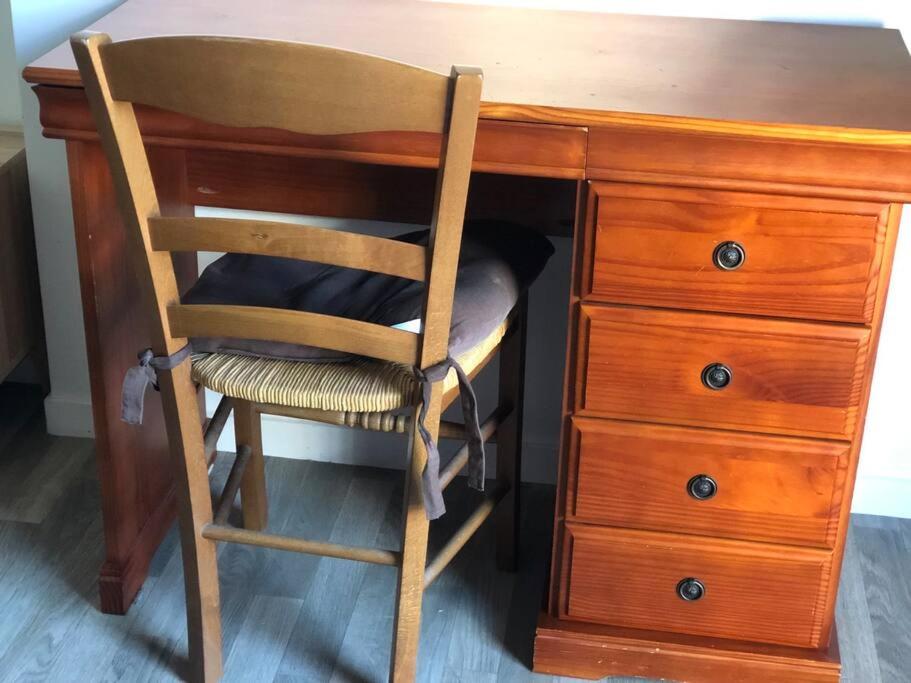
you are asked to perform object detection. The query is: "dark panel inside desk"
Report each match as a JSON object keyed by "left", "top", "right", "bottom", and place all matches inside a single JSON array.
[{"left": 185, "top": 149, "right": 577, "bottom": 237}]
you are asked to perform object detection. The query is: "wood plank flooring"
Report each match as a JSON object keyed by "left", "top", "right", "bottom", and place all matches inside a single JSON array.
[{"left": 0, "top": 382, "right": 907, "bottom": 682}]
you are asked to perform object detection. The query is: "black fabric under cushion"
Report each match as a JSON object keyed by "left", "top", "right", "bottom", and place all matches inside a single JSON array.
[{"left": 183, "top": 220, "right": 554, "bottom": 362}]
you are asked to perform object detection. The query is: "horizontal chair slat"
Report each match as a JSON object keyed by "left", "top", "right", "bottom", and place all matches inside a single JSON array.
[
  {"left": 201, "top": 523, "right": 401, "bottom": 566},
  {"left": 169, "top": 304, "right": 419, "bottom": 365},
  {"left": 102, "top": 36, "right": 451, "bottom": 136},
  {"left": 149, "top": 216, "right": 428, "bottom": 281}
]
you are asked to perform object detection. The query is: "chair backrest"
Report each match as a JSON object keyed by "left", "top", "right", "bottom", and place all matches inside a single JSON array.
[{"left": 70, "top": 32, "right": 482, "bottom": 370}]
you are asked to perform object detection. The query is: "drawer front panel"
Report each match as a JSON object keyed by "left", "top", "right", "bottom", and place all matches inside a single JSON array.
[
  {"left": 569, "top": 418, "right": 848, "bottom": 547},
  {"left": 563, "top": 524, "right": 832, "bottom": 647},
  {"left": 578, "top": 305, "right": 869, "bottom": 439},
  {"left": 586, "top": 183, "right": 886, "bottom": 323}
]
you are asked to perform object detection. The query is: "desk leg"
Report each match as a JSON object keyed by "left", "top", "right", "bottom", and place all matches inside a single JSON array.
[{"left": 66, "top": 141, "right": 197, "bottom": 614}]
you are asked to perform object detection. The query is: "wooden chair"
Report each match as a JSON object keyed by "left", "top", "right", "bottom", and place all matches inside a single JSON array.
[{"left": 71, "top": 32, "right": 527, "bottom": 683}]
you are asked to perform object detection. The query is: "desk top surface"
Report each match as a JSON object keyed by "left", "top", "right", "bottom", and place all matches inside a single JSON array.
[{"left": 23, "top": 0, "right": 911, "bottom": 141}]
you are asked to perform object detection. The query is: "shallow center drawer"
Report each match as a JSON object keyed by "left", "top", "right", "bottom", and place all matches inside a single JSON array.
[
  {"left": 568, "top": 417, "right": 848, "bottom": 547},
  {"left": 563, "top": 524, "right": 832, "bottom": 648},
  {"left": 578, "top": 304, "right": 869, "bottom": 440},
  {"left": 585, "top": 183, "right": 887, "bottom": 323}
]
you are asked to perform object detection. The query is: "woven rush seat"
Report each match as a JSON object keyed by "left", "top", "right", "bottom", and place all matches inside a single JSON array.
[{"left": 191, "top": 319, "right": 508, "bottom": 414}]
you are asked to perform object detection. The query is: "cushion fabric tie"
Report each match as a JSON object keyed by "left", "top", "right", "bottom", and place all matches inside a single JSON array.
[
  {"left": 121, "top": 345, "right": 192, "bottom": 425},
  {"left": 414, "top": 356, "right": 485, "bottom": 520}
]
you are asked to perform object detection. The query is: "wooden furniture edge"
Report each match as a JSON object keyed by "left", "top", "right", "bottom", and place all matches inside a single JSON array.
[
  {"left": 30, "top": 82, "right": 911, "bottom": 200},
  {"left": 30, "top": 84, "right": 587, "bottom": 179},
  {"left": 23, "top": 65, "right": 911, "bottom": 148},
  {"left": 587, "top": 127, "right": 911, "bottom": 202},
  {"left": 533, "top": 613, "right": 841, "bottom": 682},
  {"left": 98, "top": 482, "right": 176, "bottom": 613},
  {"left": 544, "top": 179, "right": 590, "bottom": 614},
  {"left": 813, "top": 203, "right": 905, "bottom": 646}
]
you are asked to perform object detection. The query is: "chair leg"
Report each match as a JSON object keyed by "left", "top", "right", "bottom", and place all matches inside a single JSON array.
[
  {"left": 389, "top": 406, "right": 436, "bottom": 682},
  {"left": 496, "top": 297, "right": 527, "bottom": 572},
  {"left": 158, "top": 363, "right": 224, "bottom": 682},
  {"left": 234, "top": 399, "right": 268, "bottom": 531}
]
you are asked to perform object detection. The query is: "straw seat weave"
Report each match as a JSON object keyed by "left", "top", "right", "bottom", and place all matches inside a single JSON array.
[{"left": 191, "top": 320, "right": 508, "bottom": 413}]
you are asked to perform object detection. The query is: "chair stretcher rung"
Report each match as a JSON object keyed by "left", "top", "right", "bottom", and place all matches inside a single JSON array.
[
  {"left": 440, "top": 405, "right": 510, "bottom": 491},
  {"left": 203, "top": 394, "right": 233, "bottom": 458},
  {"left": 424, "top": 481, "right": 509, "bottom": 587},
  {"left": 201, "top": 523, "right": 401, "bottom": 566},
  {"left": 213, "top": 445, "right": 251, "bottom": 524}
]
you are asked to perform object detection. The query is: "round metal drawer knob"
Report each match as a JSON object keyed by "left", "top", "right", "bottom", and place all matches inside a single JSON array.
[
  {"left": 713, "top": 241, "right": 746, "bottom": 270},
  {"left": 677, "top": 577, "right": 706, "bottom": 602},
  {"left": 701, "top": 363, "right": 733, "bottom": 390},
  {"left": 688, "top": 474, "right": 718, "bottom": 500}
]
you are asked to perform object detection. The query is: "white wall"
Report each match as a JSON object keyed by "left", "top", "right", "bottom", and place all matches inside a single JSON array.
[
  {"left": 10, "top": 0, "right": 125, "bottom": 435},
  {"left": 16, "top": 0, "right": 911, "bottom": 516},
  {"left": 0, "top": 1, "right": 21, "bottom": 128}
]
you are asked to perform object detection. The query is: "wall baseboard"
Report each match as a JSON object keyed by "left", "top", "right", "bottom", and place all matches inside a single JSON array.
[
  {"left": 44, "top": 392, "right": 94, "bottom": 438},
  {"left": 851, "top": 475, "right": 911, "bottom": 519}
]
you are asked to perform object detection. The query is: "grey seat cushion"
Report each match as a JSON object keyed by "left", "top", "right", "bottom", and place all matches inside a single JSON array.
[{"left": 183, "top": 220, "right": 554, "bottom": 361}]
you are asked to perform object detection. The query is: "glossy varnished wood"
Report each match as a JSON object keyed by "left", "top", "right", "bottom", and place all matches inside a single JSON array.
[
  {"left": 567, "top": 418, "right": 849, "bottom": 548},
  {"left": 577, "top": 304, "right": 870, "bottom": 440},
  {"left": 586, "top": 183, "right": 889, "bottom": 323},
  {"left": 534, "top": 615, "right": 842, "bottom": 683},
  {"left": 586, "top": 126, "right": 911, "bottom": 202},
  {"left": 64, "top": 139, "right": 197, "bottom": 614},
  {"left": 23, "top": 0, "right": 911, "bottom": 142},
  {"left": 540, "top": 174, "right": 905, "bottom": 679},
  {"left": 562, "top": 524, "right": 833, "bottom": 648},
  {"left": 31, "top": 85, "right": 588, "bottom": 179}
]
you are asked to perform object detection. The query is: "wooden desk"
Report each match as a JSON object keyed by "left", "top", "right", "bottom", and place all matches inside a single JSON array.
[{"left": 24, "top": 1, "right": 911, "bottom": 680}]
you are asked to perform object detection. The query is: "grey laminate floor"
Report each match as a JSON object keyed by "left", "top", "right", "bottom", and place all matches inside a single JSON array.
[{"left": 0, "top": 382, "right": 909, "bottom": 683}]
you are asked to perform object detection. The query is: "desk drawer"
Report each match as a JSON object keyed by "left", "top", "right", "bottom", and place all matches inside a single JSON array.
[
  {"left": 569, "top": 418, "right": 848, "bottom": 547},
  {"left": 563, "top": 524, "right": 832, "bottom": 648},
  {"left": 578, "top": 304, "right": 869, "bottom": 440},
  {"left": 585, "top": 183, "right": 887, "bottom": 323}
]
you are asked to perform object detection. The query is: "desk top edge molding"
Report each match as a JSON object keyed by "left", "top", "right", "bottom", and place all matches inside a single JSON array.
[
  {"left": 29, "top": 80, "right": 911, "bottom": 203},
  {"left": 24, "top": 69, "right": 911, "bottom": 150}
]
